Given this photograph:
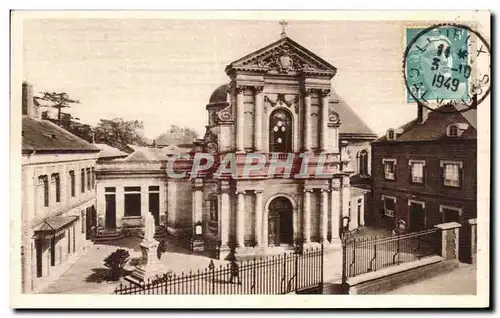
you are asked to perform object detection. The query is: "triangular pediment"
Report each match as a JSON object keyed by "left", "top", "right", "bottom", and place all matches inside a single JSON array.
[{"left": 225, "top": 37, "right": 337, "bottom": 76}]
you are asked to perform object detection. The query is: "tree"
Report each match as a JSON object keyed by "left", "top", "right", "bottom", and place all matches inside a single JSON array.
[
  {"left": 103, "top": 248, "right": 130, "bottom": 280},
  {"left": 94, "top": 118, "right": 148, "bottom": 150},
  {"left": 35, "top": 92, "right": 80, "bottom": 125},
  {"left": 155, "top": 125, "right": 199, "bottom": 146}
]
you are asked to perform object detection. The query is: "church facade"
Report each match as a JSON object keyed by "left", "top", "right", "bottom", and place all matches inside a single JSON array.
[{"left": 95, "top": 33, "right": 375, "bottom": 259}]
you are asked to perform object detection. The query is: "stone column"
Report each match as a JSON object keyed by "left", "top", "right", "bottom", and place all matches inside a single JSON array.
[
  {"left": 141, "top": 186, "right": 149, "bottom": 217},
  {"left": 303, "top": 89, "right": 313, "bottom": 152},
  {"left": 303, "top": 188, "right": 313, "bottom": 243},
  {"left": 236, "top": 86, "right": 245, "bottom": 153},
  {"left": 320, "top": 189, "right": 329, "bottom": 244},
  {"left": 434, "top": 222, "right": 462, "bottom": 261},
  {"left": 116, "top": 186, "right": 125, "bottom": 228},
  {"left": 320, "top": 89, "right": 330, "bottom": 152},
  {"left": 192, "top": 179, "right": 203, "bottom": 228},
  {"left": 219, "top": 182, "right": 230, "bottom": 249},
  {"left": 330, "top": 179, "right": 341, "bottom": 242},
  {"left": 254, "top": 190, "right": 263, "bottom": 247},
  {"left": 166, "top": 180, "right": 177, "bottom": 232},
  {"left": 236, "top": 190, "right": 245, "bottom": 247},
  {"left": 341, "top": 176, "right": 351, "bottom": 219},
  {"left": 254, "top": 86, "right": 264, "bottom": 152}
]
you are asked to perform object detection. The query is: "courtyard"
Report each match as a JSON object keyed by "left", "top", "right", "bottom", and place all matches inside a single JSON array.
[{"left": 40, "top": 236, "right": 228, "bottom": 294}]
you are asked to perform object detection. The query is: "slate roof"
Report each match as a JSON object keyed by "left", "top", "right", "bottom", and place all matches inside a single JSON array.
[
  {"left": 332, "top": 96, "right": 377, "bottom": 139},
  {"left": 124, "top": 147, "right": 170, "bottom": 161},
  {"left": 94, "top": 143, "right": 128, "bottom": 159},
  {"left": 374, "top": 103, "right": 477, "bottom": 143},
  {"left": 22, "top": 116, "right": 99, "bottom": 153}
]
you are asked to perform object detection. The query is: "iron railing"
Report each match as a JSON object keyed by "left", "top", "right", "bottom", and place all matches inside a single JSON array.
[
  {"left": 114, "top": 245, "right": 323, "bottom": 295},
  {"left": 343, "top": 228, "right": 441, "bottom": 278}
]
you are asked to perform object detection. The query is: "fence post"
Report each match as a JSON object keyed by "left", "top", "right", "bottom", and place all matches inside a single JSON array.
[
  {"left": 294, "top": 250, "right": 298, "bottom": 292},
  {"left": 320, "top": 243, "right": 324, "bottom": 293},
  {"left": 209, "top": 260, "right": 215, "bottom": 294},
  {"left": 281, "top": 253, "right": 287, "bottom": 293},
  {"left": 252, "top": 258, "right": 256, "bottom": 294},
  {"left": 341, "top": 238, "right": 348, "bottom": 293}
]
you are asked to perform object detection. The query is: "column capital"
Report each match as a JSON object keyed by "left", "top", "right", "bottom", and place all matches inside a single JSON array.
[
  {"left": 320, "top": 89, "right": 331, "bottom": 98},
  {"left": 303, "top": 187, "right": 314, "bottom": 193},
  {"left": 320, "top": 188, "right": 330, "bottom": 193},
  {"left": 235, "top": 190, "right": 246, "bottom": 195},
  {"left": 192, "top": 178, "right": 203, "bottom": 191},
  {"left": 236, "top": 85, "right": 248, "bottom": 94},
  {"left": 303, "top": 88, "right": 315, "bottom": 96},
  {"left": 254, "top": 86, "right": 264, "bottom": 94},
  {"left": 342, "top": 176, "right": 350, "bottom": 187},
  {"left": 254, "top": 189, "right": 264, "bottom": 194},
  {"left": 332, "top": 178, "right": 341, "bottom": 191}
]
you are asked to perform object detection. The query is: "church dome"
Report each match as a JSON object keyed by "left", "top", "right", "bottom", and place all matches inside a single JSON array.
[{"left": 208, "top": 84, "right": 229, "bottom": 104}]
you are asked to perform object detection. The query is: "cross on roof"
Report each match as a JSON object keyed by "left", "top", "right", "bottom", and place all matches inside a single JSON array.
[{"left": 279, "top": 20, "right": 288, "bottom": 38}]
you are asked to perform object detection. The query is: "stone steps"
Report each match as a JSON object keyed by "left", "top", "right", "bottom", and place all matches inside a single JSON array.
[
  {"left": 137, "top": 226, "right": 168, "bottom": 240},
  {"left": 92, "top": 229, "right": 125, "bottom": 243}
]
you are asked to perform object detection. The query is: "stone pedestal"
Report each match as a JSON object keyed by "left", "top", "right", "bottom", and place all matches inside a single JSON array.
[
  {"left": 190, "top": 237, "right": 205, "bottom": 252},
  {"left": 125, "top": 239, "right": 164, "bottom": 285}
]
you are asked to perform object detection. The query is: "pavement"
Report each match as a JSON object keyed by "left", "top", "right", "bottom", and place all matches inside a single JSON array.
[
  {"left": 384, "top": 262, "right": 477, "bottom": 295},
  {"left": 40, "top": 236, "right": 227, "bottom": 294}
]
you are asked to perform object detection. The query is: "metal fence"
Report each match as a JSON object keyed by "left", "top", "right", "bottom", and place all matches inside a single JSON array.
[
  {"left": 114, "top": 245, "right": 323, "bottom": 295},
  {"left": 343, "top": 228, "right": 441, "bottom": 278}
]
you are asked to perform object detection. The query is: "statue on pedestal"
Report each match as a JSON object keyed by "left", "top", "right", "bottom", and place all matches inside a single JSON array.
[
  {"left": 144, "top": 211, "right": 156, "bottom": 242},
  {"left": 125, "top": 211, "right": 164, "bottom": 286}
]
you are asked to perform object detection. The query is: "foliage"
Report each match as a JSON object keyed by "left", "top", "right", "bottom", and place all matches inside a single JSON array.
[
  {"left": 155, "top": 124, "right": 199, "bottom": 146},
  {"left": 103, "top": 248, "right": 130, "bottom": 280},
  {"left": 36, "top": 91, "right": 80, "bottom": 125},
  {"left": 94, "top": 118, "right": 148, "bottom": 150}
]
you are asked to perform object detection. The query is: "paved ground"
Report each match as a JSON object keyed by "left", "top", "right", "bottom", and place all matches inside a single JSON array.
[
  {"left": 384, "top": 263, "right": 477, "bottom": 295},
  {"left": 41, "top": 236, "right": 227, "bottom": 294}
]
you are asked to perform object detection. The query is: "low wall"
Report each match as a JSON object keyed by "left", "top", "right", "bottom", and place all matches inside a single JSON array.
[{"left": 346, "top": 256, "right": 460, "bottom": 294}]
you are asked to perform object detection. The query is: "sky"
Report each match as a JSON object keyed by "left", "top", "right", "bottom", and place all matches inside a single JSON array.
[{"left": 23, "top": 18, "right": 423, "bottom": 139}]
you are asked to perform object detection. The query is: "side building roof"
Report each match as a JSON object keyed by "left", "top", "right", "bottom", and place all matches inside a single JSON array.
[
  {"left": 374, "top": 103, "right": 477, "bottom": 143},
  {"left": 22, "top": 116, "right": 99, "bottom": 153}
]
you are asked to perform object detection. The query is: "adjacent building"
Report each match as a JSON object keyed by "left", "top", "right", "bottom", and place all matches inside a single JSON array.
[
  {"left": 370, "top": 103, "right": 477, "bottom": 261},
  {"left": 21, "top": 82, "right": 100, "bottom": 293}
]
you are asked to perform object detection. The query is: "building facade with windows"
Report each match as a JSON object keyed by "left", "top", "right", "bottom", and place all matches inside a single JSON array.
[
  {"left": 370, "top": 103, "right": 477, "bottom": 259},
  {"left": 94, "top": 33, "right": 377, "bottom": 261},
  {"left": 21, "top": 82, "right": 100, "bottom": 293}
]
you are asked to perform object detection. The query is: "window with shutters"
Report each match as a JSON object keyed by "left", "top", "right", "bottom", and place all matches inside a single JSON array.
[
  {"left": 69, "top": 170, "right": 75, "bottom": 197},
  {"left": 38, "top": 175, "right": 49, "bottom": 207},
  {"left": 358, "top": 150, "right": 369, "bottom": 176},
  {"left": 409, "top": 160, "right": 425, "bottom": 184},
  {"left": 441, "top": 160, "right": 462, "bottom": 188},
  {"left": 383, "top": 196, "right": 396, "bottom": 217},
  {"left": 81, "top": 169, "right": 85, "bottom": 193},
  {"left": 51, "top": 173, "right": 60, "bottom": 203},
  {"left": 86, "top": 168, "right": 91, "bottom": 190},
  {"left": 382, "top": 158, "right": 397, "bottom": 180}
]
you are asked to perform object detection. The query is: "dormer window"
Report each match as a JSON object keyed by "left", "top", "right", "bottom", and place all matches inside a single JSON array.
[
  {"left": 448, "top": 124, "right": 458, "bottom": 137},
  {"left": 387, "top": 129, "right": 395, "bottom": 140},
  {"left": 446, "top": 123, "right": 469, "bottom": 137}
]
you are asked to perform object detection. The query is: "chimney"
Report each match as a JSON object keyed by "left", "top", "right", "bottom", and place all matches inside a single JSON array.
[
  {"left": 22, "top": 82, "right": 40, "bottom": 119},
  {"left": 417, "top": 103, "right": 429, "bottom": 124}
]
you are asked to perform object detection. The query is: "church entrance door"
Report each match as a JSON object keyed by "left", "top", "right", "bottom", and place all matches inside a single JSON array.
[{"left": 268, "top": 197, "right": 293, "bottom": 246}]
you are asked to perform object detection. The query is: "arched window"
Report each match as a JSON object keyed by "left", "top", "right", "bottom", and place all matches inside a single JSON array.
[
  {"left": 269, "top": 109, "right": 292, "bottom": 152},
  {"left": 448, "top": 124, "right": 458, "bottom": 137},
  {"left": 388, "top": 129, "right": 395, "bottom": 140},
  {"left": 209, "top": 195, "right": 218, "bottom": 222},
  {"left": 359, "top": 150, "right": 369, "bottom": 176}
]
